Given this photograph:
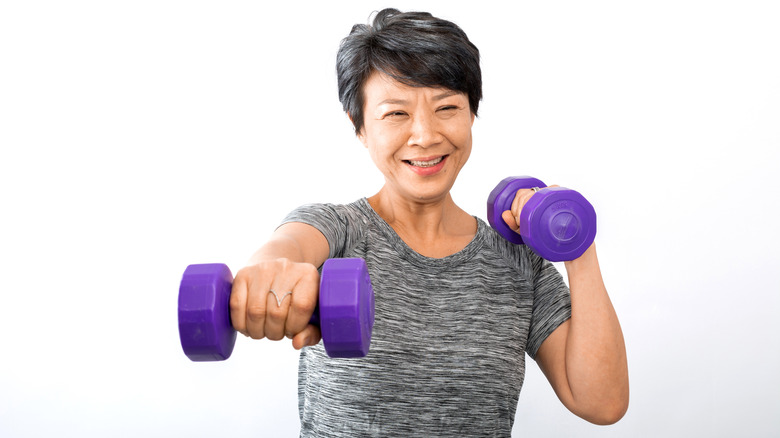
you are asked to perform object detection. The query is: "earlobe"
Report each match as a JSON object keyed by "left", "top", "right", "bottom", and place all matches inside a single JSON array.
[
  {"left": 349, "top": 113, "right": 368, "bottom": 147},
  {"left": 357, "top": 131, "right": 368, "bottom": 148}
]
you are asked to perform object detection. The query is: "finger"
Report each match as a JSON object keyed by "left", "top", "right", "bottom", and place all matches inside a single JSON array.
[
  {"left": 230, "top": 271, "right": 249, "bottom": 336},
  {"left": 285, "top": 264, "right": 320, "bottom": 338},
  {"left": 510, "top": 188, "right": 534, "bottom": 224},
  {"left": 264, "top": 261, "right": 305, "bottom": 341},
  {"left": 245, "top": 270, "right": 271, "bottom": 340},
  {"left": 264, "top": 282, "right": 293, "bottom": 341},
  {"left": 502, "top": 210, "right": 520, "bottom": 231},
  {"left": 292, "top": 325, "right": 322, "bottom": 350}
]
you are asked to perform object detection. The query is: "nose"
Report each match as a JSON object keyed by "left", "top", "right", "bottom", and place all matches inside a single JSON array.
[{"left": 407, "top": 112, "right": 443, "bottom": 148}]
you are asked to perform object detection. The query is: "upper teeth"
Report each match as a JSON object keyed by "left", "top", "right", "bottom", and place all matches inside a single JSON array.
[{"left": 409, "top": 157, "right": 443, "bottom": 167}]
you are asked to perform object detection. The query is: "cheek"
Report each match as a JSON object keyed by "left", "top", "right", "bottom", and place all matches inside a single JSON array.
[
  {"left": 366, "top": 126, "right": 404, "bottom": 157},
  {"left": 447, "top": 118, "right": 474, "bottom": 149}
]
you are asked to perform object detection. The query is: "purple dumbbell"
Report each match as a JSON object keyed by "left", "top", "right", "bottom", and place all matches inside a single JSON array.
[
  {"left": 178, "top": 258, "right": 375, "bottom": 361},
  {"left": 487, "top": 176, "right": 597, "bottom": 262}
]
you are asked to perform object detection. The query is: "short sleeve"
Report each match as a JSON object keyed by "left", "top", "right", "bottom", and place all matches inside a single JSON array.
[
  {"left": 280, "top": 202, "right": 366, "bottom": 260},
  {"left": 525, "top": 253, "right": 572, "bottom": 360}
]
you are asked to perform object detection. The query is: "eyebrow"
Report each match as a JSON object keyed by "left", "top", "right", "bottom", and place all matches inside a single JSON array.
[{"left": 377, "top": 90, "right": 462, "bottom": 106}]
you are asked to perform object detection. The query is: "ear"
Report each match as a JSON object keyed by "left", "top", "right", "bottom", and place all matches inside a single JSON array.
[
  {"left": 348, "top": 113, "right": 368, "bottom": 147},
  {"left": 357, "top": 130, "right": 368, "bottom": 148}
]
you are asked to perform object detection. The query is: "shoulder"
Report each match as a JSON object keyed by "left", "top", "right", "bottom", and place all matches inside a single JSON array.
[
  {"left": 476, "top": 217, "right": 540, "bottom": 278},
  {"left": 282, "top": 199, "right": 370, "bottom": 227},
  {"left": 282, "top": 199, "right": 374, "bottom": 259}
]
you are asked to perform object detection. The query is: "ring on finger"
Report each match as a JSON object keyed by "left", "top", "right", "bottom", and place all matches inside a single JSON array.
[{"left": 269, "top": 289, "right": 292, "bottom": 307}]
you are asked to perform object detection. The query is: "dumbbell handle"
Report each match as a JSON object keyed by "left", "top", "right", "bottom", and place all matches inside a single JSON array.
[
  {"left": 178, "top": 258, "right": 375, "bottom": 361},
  {"left": 487, "top": 176, "right": 547, "bottom": 246},
  {"left": 181, "top": 262, "right": 321, "bottom": 325},
  {"left": 487, "top": 176, "right": 597, "bottom": 261}
]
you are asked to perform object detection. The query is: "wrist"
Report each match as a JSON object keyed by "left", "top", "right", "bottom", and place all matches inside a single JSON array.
[{"left": 563, "top": 243, "right": 598, "bottom": 275}]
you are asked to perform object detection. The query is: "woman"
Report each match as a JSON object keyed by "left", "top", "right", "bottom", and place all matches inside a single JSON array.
[{"left": 229, "top": 8, "right": 628, "bottom": 436}]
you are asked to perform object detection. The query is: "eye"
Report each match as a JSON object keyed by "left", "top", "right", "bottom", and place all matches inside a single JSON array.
[
  {"left": 383, "top": 110, "right": 408, "bottom": 119},
  {"left": 437, "top": 105, "right": 461, "bottom": 118}
]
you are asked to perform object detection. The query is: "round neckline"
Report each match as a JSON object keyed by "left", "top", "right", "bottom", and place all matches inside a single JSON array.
[{"left": 356, "top": 197, "right": 485, "bottom": 271}]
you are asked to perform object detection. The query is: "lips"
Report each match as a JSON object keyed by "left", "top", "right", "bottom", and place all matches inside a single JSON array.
[
  {"left": 404, "top": 155, "right": 448, "bottom": 167},
  {"left": 403, "top": 155, "right": 449, "bottom": 175},
  {"left": 407, "top": 156, "right": 444, "bottom": 167}
]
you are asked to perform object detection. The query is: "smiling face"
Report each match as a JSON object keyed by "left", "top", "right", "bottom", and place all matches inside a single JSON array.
[{"left": 357, "top": 72, "right": 475, "bottom": 204}]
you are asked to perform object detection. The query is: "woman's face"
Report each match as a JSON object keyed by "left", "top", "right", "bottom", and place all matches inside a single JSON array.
[{"left": 357, "top": 72, "right": 475, "bottom": 204}]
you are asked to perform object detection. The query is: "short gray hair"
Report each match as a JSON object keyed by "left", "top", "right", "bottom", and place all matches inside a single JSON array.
[{"left": 336, "top": 8, "right": 482, "bottom": 134}]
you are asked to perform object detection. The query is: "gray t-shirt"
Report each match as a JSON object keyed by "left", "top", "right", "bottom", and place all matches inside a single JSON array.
[{"left": 283, "top": 198, "right": 571, "bottom": 437}]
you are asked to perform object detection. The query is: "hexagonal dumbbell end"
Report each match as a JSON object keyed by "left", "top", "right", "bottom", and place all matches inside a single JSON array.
[
  {"left": 487, "top": 176, "right": 547, "bottom": 245},
  {"left": 178, "top": 263, "right": 236, "bottom": 361},
  {"left": 487, "top": 176, "right": 597, "bottom": 262},
  {"left": 178, "top": 258, "right": 375, "bottom": 361},
  {"left": 317, "top": 258, "right": 375, "bottom": 358}
]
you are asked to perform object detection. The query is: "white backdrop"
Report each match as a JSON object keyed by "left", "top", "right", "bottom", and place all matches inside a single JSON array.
[{"left": 1, "top": 1, "right": 778, "bottom": 437}]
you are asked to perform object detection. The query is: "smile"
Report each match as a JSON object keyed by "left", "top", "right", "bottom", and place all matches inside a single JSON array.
[{"left": 405, "top": 156, "right": 445, "bottom": 167}]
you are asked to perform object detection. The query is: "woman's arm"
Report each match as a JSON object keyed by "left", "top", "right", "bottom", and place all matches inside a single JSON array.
[
  {"left": 248, "top": 222, "right": 330, "bottom": 267},
  {"left": 502, "top": 187, "right": 629, "bottom": 424},
  {"left": 230, "top": 222, "right": 331, "bottom": 350},
  {"left": 534, "top": 244, "right": 629, "bottom": 424}
]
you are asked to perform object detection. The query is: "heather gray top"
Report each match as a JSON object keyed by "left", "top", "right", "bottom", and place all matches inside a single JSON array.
[{"left": 283, "top": 198, "right": 571, "bottom": 437}]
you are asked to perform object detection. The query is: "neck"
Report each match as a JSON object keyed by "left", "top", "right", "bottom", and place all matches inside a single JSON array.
[{"left": 367, "top": 187, "right": 476, "bottom": 258}]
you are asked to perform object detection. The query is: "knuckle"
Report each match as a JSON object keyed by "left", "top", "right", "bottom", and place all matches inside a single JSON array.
[
  {"left": 235, "top": 266, "right": 258, "bottom": 283},
  {"left": 247, "top": 328, "right": 264, "bottom": 340},
  {"left": 266, "top": 302, "right": 287, "bottom": 320},
  {"left": 229, "top": 292, "right": 243, "bottom": 313},
  {"left": 300, "top": 264, "right": 320, "bottom": 284},
  {"left": 246, "top": 303, "right": 266, "bottom": 322},
  {"left": 265, "top": 330, "right": 284, "bottom": 341},
  {"left": 292, "top": 295, "right": 317, "bottom": 315}
]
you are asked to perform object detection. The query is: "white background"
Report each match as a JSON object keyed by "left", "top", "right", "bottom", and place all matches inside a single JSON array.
[{"left": 1, "top": 1, "right": 778, "bottom": 437}]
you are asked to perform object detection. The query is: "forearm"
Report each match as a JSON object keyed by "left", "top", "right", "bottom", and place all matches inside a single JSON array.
[
  {"left": 561, "top": 244, "right": 629, "bottom": 423},
  {"left": 247, "top": 223, "right": 330, "bottom": 267},
  {"left": 249, "top": 235, "right": 307, "bottom": 264},
  {"left": 232, "top": 222, "right": 328, "bottom": 346}
]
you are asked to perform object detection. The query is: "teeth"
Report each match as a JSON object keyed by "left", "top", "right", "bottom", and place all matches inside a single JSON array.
[{"left": 409, "top": 157, "right": 443, "bottom": 167}]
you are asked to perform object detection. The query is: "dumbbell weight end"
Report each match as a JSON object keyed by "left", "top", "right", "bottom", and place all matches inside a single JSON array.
[
  {"left": 178, "top": 258, "right": 375, "bottom": 361},
  {"left": 487, "top": 176, "right": 597, "bottom": 262},
  {"left": 178, "top": 263, "right": 236, "bottom": 361}
]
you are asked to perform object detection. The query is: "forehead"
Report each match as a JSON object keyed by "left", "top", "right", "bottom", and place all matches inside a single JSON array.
[{"left": 362, "top": 71, "right": 464, "bottom": 104}]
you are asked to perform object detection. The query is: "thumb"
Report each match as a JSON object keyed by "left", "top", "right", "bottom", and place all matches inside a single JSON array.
[
  {"left": 292, "top": 324, "right": 322, "bottom": 350},
  {"left": 501, "top": 210, "right": 520, "bottom": 232}
]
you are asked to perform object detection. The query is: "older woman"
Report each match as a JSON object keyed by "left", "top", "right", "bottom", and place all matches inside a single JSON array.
[{"left": 229, "top": 8, "right": 628, "bottom": 436}]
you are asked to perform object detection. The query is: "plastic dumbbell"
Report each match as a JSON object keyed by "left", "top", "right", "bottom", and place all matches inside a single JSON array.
[
  {"left": 178, "top": 258, "right": 375, "bottom": 361},
  {"left": 487, "top": 176, "right": 597, "bottom": 262}
]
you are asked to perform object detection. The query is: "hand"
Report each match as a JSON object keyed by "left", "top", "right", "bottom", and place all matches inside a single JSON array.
[
  {"left": 500, "top": 184, "right": 559, "bottom": 233},
  {"left": 229, "top": 258, "right": 322, "bottom": 350}
]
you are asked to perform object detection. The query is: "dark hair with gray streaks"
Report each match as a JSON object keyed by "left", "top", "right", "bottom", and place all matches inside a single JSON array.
[{"left": 336, "top": 8, "right": 482, "bottom": 135}]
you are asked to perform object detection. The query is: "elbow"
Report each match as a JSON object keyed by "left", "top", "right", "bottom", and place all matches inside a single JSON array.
[
  {"left": 567, "top": 381, "right": 630, "bottom": 425},
  {"left": 582, "top": 394, "right": 629, "bottom": 425},
  {"left": 579, "top": 365, "right": 630, "bottom": 425},
  {"left": 590, "top": 404, "right": 628, "bottom": 426}
]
